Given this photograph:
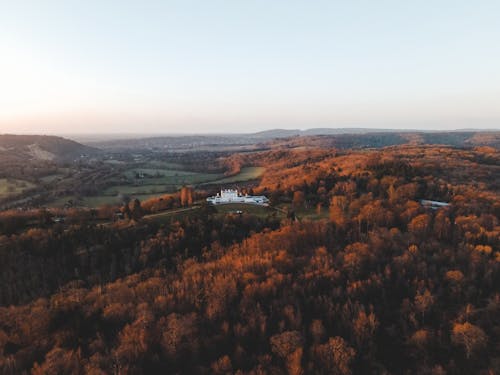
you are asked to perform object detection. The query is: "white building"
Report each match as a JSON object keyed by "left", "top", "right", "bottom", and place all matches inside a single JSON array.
[
  {"left": 420, "top": 199, "right": 450, "bottom": 209},
  {"left": 207, "top": 189, "right": 269, "bottom": 206}
]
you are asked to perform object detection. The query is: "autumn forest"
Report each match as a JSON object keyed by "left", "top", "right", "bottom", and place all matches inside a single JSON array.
[{"left": 0, "top": 137, "right": 499, "bottom": 375}]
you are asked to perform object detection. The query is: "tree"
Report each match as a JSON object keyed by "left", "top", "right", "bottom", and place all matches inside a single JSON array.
[
  {"left": 180, "top": 186, "right": 193, "bottom": 207},
  {"left": 451, "top": 322, "right": 488, "bottom": 359},
  {"left": 434, "top": 210, "right": 452, "bottom": 240},
  {"left": 313, "top": 336, "right": 356, "bottom": 375},
  {"left": 408, "top": 329, "right": 431, "bottom": 363},
  {"left": 408, "top": 214, "right": 431, "bottom": 237},
  {"left": 352, "top": 310, "right": 378, "bottom": 350},
  {"left": 329, "top": 195, "right": 348, "bottom": 228},
  {"left": 130, "top": 198, "right": 143, "bottom": 220},
  {"left": 211, "top": 355, "right": 233, "bottom": 374},
  {"left": 343, "top": 242, "right": 371, "bottom": 277},
  {"left": 292, "top": 191, "right": 305, "bottom": 208},
  {"left": 121, "top": 204, "right": 132, "bottom": 220},
  {"left": 32, "top": 347, "right": 82, "bottom": 375},
  {"left": 287, "top": 347, "right": 303, "bottom": 375},
  {"left": 387, "top": 183, "right": 398, "bottom": 202},
  {"left": 310, "top": 319, "right": 325, "bottom": 344},
  {"left": 445, "top": 270, "right": 464, "bottom": 283},
  {"left": 414, "top": 289, "right": 434, "bottom": 324},
  {"left": 270, "top": 331, "right": 303, "bottom": 359},
  {"left": 160, "top": 313, "right": 199, "bottom": 361}
]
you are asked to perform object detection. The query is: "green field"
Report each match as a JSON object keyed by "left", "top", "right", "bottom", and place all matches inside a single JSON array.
[
  {"left": 204, "top": 167, "right": 265, "bottom": 185},
  {"left": 103, "top": 159, "right": 126, "bottom": 165},
  {"left": 0, "top": 179, "right": 36, "bottom": 198},
  {"left": 123, "top": 168, "right": 197, "bottom": 179},
  {"left": 47, "top": 165, "right": 266, "bottom": 208},
  {"left": 40, "top": 174, "right": 65, "bottom": 183},
  {"left": 50, "top": 192, "right": 172, "bottom": 208},
  {"left": 145, "top": 161, "right": 185, "bottom": 169},
  {"left": 103, "top": 166, "right": 265, "bottom": 197},
  {"left": 103, "top": 184, "right": 174, "bottom": 196},
  {"left": 118, "top": 166, "right": 224, "bottom": 187},
  {"left": 213, "top": 203, "right": 279, "bottom": 218}
]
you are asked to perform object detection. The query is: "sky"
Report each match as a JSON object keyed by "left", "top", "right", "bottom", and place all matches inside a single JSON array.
[{"left": 0, "top": 0, "right": 499, "bottom": 135}]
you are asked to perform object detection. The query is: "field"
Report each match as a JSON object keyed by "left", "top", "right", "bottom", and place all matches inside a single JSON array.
[
  {"left": 40, "top": 174, "right": 65, "bottom": 183},
  {"left": 50, "top": 193, "right": 171, "bottom": 208},
  {"left": 204, "top": 166, "right": 265, "bottom": 185},
  {"left": 213, "top": 202, "right": 280, "bottom": 218},
  {"left": 48, "top": 164, "right": 266, "bottom": 208},
  {"left": 102, "top": 167, "right": 225, "bottom": 199},
  {"left": 0, "top": 178, "right": 36, "bottom": 199},
  {"left": 107, "top": 169, "right": 224, "bottom": 193}
]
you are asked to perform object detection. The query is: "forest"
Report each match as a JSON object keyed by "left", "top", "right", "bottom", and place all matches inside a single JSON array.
[{"left": 0, "top": 144, "right": 498, "bottom": 374}]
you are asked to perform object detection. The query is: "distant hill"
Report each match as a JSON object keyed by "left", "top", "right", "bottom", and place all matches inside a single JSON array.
[
  {"left": 267, "top": 131, "right": 500, "bottom": 149},
  {"left": 86, "top": 135, "right": 266, "bottom": 151},
  {"left": 251, "top": 128, "right": 414, "bottom": 138},
  {"left": 0, "top": 134, "right": 99, "bottom": 162},
  {"left": 251, "top": 129, "right": 302, "bottom": 138},
  {"left": 82, "top": 128, "right": 499, "bottom": 151},
  {"left": 418, "top": 131, "right": 500, "bottom": 147}
]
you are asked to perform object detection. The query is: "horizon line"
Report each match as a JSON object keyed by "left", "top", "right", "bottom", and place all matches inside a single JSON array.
[{"left": 2, "top": 126, "right": 499, "bottom": 138}]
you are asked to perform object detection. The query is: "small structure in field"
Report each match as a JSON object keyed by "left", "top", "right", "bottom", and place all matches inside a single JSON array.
[
  {"left": 207, "top": 189, "right": 269, "bottom": 206},
  {"left": 420, "top": 199, "right": 450, "bottom": 209}
]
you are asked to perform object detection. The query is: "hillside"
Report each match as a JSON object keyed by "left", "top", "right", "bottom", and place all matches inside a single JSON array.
[
  {"left": 266, "top": 131, "right": 500, "bottom": 149},
  {"left": 253, "top": 128, "right": 400, "bottom": 138},
  {"left": 84, "top": 135, "right": 264, "bottom": 151},
  {"left": 0, "top": 134, "right": 99, "bottom": 162},
  {"left": 84, "top": 130, "right": 500, "bottom": 151}
]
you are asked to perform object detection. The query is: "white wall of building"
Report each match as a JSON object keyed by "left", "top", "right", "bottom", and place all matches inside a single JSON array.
[{"left": 207, "top": 189, "right": 269, "bottom": 205}]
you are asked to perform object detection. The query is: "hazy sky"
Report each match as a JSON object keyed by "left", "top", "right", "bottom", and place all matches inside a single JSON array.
[{"left": 1, "top": 0, "right": 499, "bottom": 134}]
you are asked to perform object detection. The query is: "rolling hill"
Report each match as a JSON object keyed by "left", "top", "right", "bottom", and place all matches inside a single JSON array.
[
  {"left": 0, "top": 134, "right": 99, "bottom": 162},
  {"left": 82, "top": 129, "right": 500, "bottom": 151}
]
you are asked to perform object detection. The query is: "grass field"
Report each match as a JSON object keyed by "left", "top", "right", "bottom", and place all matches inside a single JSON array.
[
  {"left": 46, "top": 165, "right": 266, "bottom": 208},
  {"left": 213, "top": 203, "right": 279, "bottom": 218},
  {"left": 51, "top": 192, "right": 171, "bottom": 208},
  {"left": 145, "top": 161, "right": 185, "bottom": 169},
  {"left": 103, "top": 159, "right": 126, "bottom": 165},
  {"left": 123, "top": 168, "right": 197, "bottom": 179},
  {"left": 40, "top": 174, "right": 65, "bottom": 183},
  {"left": 0, "top": 179, "right": 36, "bottom": 198},
  {"left": 103, "top": 184, "right": 175, "bottom": 196},
  {"left": 102, "top": 162, "right": 261, "bottom": 197},
  {"left": 205, "top": 167, "right": 265, "bottom": 185},
  {"left": 118, "top": 167, "right": 225, "bottom": 190}
]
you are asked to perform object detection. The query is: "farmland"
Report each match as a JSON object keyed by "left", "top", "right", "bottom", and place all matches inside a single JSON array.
[
  {"left": 204, "top": 166, "right": 265, "bottom": 185},
  {"left": 46, "top": 162, "right": 265, "bottom": 208},
  {"left": 0, "top": 178, "right": 36, "bottom": 199}
]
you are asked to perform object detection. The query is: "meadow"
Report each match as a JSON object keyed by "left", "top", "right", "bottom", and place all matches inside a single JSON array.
[
  {"left": 213, "top": 202, "right": 283, "bottom": 219},
  {"left": 0, "top": 178, "right": 35, "bottom": 199},
  {"left": 202, "top": 166, "right": 265, "bottom": 184},
  {"left": 49, "top": 164, "right": 265, "bottom": 208}
]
